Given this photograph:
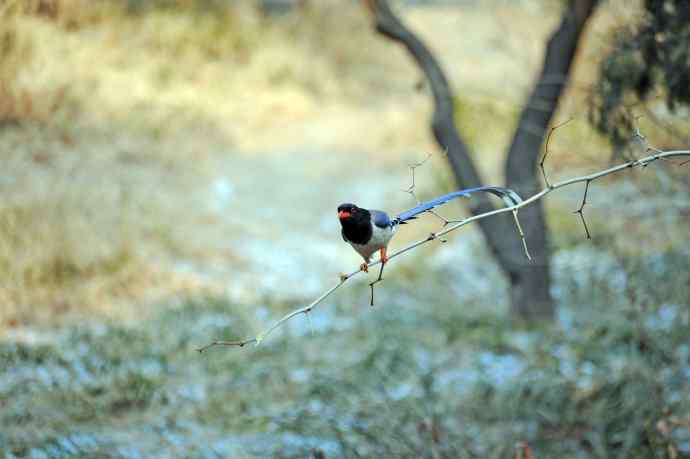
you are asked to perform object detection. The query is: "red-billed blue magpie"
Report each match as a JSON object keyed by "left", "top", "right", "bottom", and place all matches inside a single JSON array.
[{"left": 337, "top": 186, "right": 521, "bottom": 273}]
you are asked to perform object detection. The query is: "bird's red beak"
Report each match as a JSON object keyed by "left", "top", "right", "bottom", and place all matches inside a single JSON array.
[{"left": 338, "top": 210, "right": 351, "bottom": 219}]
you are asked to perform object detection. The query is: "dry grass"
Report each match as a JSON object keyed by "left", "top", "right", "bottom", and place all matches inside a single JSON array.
[
  {"left": 0, "top": 125, "right": 195, "bottom": 325},
  {"left": 0, "top": 0, "right": 406, "bottom": 326},
  {"left": 1, "top": 0, "right": 684, "bottom": 329}
]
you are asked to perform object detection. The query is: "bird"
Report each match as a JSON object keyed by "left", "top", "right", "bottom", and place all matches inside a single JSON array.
[{"left": 337, "top": 185, "right": 521, "bottom": 274}]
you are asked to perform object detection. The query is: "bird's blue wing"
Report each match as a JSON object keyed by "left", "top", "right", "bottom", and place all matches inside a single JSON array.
[
  {"left": 394, "top": 186, "right": 522, "bottom": 224},
  {"left": 370, "top": 210, "right": 392, "bottom": 228}
]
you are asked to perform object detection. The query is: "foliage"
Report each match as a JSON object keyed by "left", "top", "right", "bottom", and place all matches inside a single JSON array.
[{"left": 591, "top": 0, "right": 690, "bottom": 148}]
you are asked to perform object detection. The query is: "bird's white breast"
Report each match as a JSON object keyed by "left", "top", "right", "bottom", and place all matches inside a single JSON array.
[{"left": 349, "top": 222, "right": 396, "bottom": 262}]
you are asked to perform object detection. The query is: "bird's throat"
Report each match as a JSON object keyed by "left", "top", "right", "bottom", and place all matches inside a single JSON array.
[{"left": 341, "top": 217, "right": 372, "bottom": 245}]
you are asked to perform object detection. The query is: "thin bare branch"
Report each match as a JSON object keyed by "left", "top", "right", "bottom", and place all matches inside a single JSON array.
[
  {"left": 198, "top": 149, "right": 690, "bottom": 352},
  {"left": 427, "top": 209, "right": 451, "bottom": 228},
  {"left": 540, "top": 118, "right": 574, "bottom": 187},
  {"left": 369, "top": 261, "right": 386, "bottom": 307},
  {"left": 197, "top": 338, "right": 256, "bottom": 352},
  {"left": 198, "top": 277, "right": 350, "bottom": 351},
  {"left": 512, "top": 210, "right": 532, "bottom": 260},
  {"left": 574, "top": 179, "right": 592, "bottom": 239},
  {"left": 631, "top": 122, "right": 665, "bottom": 161},
  {"left": 403, "top": 153, "right": 432, "bottom": 195},
  {"left": 403, "top": 152, "right": 451, "bottom": 231}
]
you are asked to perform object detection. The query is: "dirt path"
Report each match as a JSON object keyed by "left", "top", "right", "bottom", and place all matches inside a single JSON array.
[{"left": 171, "top": 148, "right": 453, "bottom": 303}]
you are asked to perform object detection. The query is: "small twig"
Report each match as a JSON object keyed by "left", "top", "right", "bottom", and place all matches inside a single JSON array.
[
  {"left": 427, "top": 209, "right": 451, "bottom": 228},
  {"left": 632, "top": 125, "right": 647, "bottom": 148},
  {"left": 369, "top": 261, "right": 386, "bottom": 306},
  {"left": 198, "top": 276, "right": 350, "bottom": 351},
  {"left": 632, "top": 124, "right": 663, "bottom": 167},
  {"left": 403, "top": 152, "right": 450, "bottom": 233},
  {"left": 403, "top": 153, "right": 432, "bottom": 199},
  {"left": 197, "top": 338, "right": 256, "bottom": 352},
  {"left": 198, "top": 148, "right": 690, "bottom": 351},
  {"left": 574, "top": 179, "right": 592, "bottom": 239},
  {"left": 540, "top": 118, "right": 574, "bottom": 188},
  {"left": 512, "top": 210, "right": 531, "bottom": 260}
]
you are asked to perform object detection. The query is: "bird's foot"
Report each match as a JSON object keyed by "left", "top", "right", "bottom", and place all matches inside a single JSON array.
[{"left": 360, "top": 262, "right": 369, "bottom": 273}]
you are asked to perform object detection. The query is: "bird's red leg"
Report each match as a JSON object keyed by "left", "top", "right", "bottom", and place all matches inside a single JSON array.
[{"left": 380, "top": 248, "right": 389, "bottom": 265}]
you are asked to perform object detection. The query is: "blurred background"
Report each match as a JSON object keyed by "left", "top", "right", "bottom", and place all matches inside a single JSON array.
[{"left": 1, "top": 0, "right": 689, "bottom": 457}]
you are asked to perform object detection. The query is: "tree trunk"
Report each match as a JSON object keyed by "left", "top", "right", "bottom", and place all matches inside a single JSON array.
[
  {"left": 364, "top": 0, "right": 598, "bottom": 320},
  {"left": 503, "top": 0, "right": 598, "bottom": 319}
]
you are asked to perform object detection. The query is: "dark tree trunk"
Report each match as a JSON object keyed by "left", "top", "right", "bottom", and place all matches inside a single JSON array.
[
  {"left": 364, "top": 0, "right": 598, "bottom": 320},
  {"left": 503, "top": 0, "right": 598, "bottom": 318}
]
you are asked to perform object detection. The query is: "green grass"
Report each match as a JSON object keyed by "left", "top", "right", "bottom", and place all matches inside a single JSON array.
[{"left": 2, "top": 239, "right": 688, "bottom": 458}]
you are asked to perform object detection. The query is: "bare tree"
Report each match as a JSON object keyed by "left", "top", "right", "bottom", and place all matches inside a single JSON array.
[{"left": 362, "top": 0, "right": 599, "bottom": 320}]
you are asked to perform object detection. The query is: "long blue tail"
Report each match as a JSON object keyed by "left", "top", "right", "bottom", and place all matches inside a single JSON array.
[{"left": 393, "top": 186, "right": 522, "bottom": 225}]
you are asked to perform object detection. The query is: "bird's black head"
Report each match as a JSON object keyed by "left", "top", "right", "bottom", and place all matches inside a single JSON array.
[
  {"left": 337, "top": 203, "right": 370, "bottom": 222},
  {"left": 338, "top": 203, "right": 371, "bottom": 224},
  {"left": 337, "top": 203, "right": 372, "bottom": 244},
  {"left": 337, "top": 203, "right": 357, "bottom": 220}
]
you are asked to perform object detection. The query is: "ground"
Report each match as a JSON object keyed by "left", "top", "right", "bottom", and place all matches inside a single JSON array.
[{"left": 1, "top": 1, "right": 689, "bottom": 457}]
